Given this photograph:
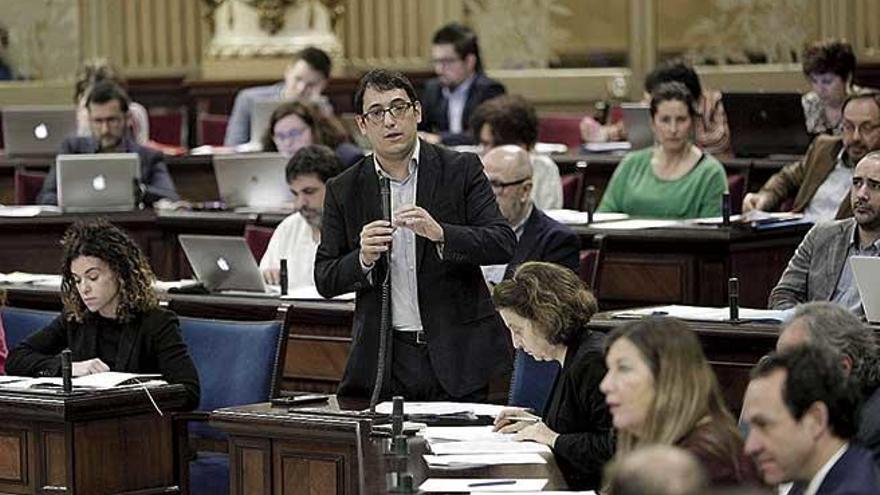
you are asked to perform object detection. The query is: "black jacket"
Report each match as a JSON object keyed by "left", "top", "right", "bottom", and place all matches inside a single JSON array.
[
  {"left": 505, "top": 207, "right": 580, "bottom": 278},
  {"left": 37, "top": 136, "right": 179, "bottom": 206},
  {"left": 315, "top": 140, "right": 516, "bottom": 399},
  {"left": 418, "top": 73, "right": 506, "bottom": 146},
  {"left": 6, "top": 308, "right": 200, "bottom": 409},
  {"left": 544, "top": 330, "right": 615, "bottom": 490}
]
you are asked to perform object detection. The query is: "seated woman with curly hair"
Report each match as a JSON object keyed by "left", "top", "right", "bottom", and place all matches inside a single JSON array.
[
  {"left": 6, "top": 220, "right": 200, "bottom": 409},
  {"left": 600, "top": 317, "right": 759, "bottom": 488},
  {"left": 491, "top": 261, "right": 614, "bottom": 490}
]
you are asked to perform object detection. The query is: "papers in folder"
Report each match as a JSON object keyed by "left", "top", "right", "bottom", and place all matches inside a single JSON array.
[
  {"left": 423, "top": 453, "right": 546, "bottom": 467},
  {"left": 613, "top": 305, "right": 793, "bottom": 323}
]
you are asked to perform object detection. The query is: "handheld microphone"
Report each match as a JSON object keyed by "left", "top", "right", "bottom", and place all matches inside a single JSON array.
[
  {"left": 61, "top": 349, "right": 72, "bottom": 393},
  {"left": 380, "top": 176, "right": 392, "bottom": 242},
  {"left": 728, "top": 277, "right": 740, "bottom": 321}
]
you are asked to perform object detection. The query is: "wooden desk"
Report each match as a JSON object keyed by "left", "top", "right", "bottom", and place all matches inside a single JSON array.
[
  {"left": 575, "top": 223, "right": 811, "bottom": 309},
  {"left": 0, "top": 384, "right": 188, "bottom": 494},
  {"left": 589, "top": 313, "right": 779, "bottom": 413},
  {"left": 210, "top": 397, "right": 568, "bottom": 495}
]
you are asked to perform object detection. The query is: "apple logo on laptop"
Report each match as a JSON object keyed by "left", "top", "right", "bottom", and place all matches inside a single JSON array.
[
  {"left": 33, "top": 123, "right": 49, "bottom": 140},
  {"left": 91, "top": 174, "right": 107, "bottom": 191},
  {"left": 216, "top": 257, "right": 231, "bottom": 272}
]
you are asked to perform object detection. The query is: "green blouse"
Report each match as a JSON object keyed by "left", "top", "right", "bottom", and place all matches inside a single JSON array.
[{"left": 597, "top": 147, "right": 728, "bottom": 219}]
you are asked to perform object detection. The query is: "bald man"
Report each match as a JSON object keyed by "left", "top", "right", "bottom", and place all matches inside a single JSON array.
[
  {"left": 606, "top": 445, "right": 708, "bottom": 495},
  {"left": 480, "top": 145, "right": 580, "bottom": 286}
]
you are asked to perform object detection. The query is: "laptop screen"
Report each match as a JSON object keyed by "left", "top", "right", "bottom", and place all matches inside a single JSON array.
[
  {"left": 56, "top": 153, "right": 140, "bottom": 211},
  {"left": 2, "top": 105, "right": 77, "bottom": 157}
]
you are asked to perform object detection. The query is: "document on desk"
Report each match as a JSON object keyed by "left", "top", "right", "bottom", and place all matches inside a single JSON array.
[
  {"left": 419, "top": 478, "right": 548, "bottom": 492},
  {"left": 281, "top": 286, "right": 355, "bottom": 301},
  {"left": 586, "top": 219, "right": 680, "bottom": 230},
  {"left": 430, "top": 440, "right": 551, "bottom": 455},
  {"left": 0, "top": 272, "right": 63, "bottom": 286},
  {"left": 0, "top": 205, "right": 60, "bottom": 217},
  {"left": 544, "top": 209, "right": 629, "bottom": 225},
  {"left": 0, "top": 372, "right": 165, "bottom": 390},
  {"left": 423, "top": 453, "right": 546, "bottom": 467},
  {"left": 420, "top": 425, "right": 512, "bottom": 443},
  {"left": 472, "top": 492, "right": 596, "bottom": 495},
  {"left": 613, "top": 305, "right": 793, "bottom": 323},
  {"left": 374, "top": 401, "right": 508, "bottom": 417}
]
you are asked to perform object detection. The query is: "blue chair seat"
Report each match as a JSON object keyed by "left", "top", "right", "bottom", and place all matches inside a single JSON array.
[
  {"left": 1, "top": 307, "right": 60, "bottom": 350},
  {"left": 508, "top": 349, "right": 560, "bottom": 414}
]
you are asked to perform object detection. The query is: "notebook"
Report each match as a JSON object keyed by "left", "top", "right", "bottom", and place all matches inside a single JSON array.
[
  {"left": 620, "top": 103, "right": 653, "bottom": 150},
  {"left": 2, "top": 105, "right": 77, "bottom": 156},
  {"left": 721, "top": 92, "right": 810, "bottom": 158},
  {"left": 212, "top": 153, "right": 293, "bottom": 210},
  {"left": 178, "top": 234, "right": 272, "bottom": 294},
  {"left": 56, "top": 153, "right": 140, "bottom": 212},
  {"left": 851, "top": 256, "right": 880, "bottom": 323},
  {"left": 250, "top": 98, "right": 288, "bottom": 144}
]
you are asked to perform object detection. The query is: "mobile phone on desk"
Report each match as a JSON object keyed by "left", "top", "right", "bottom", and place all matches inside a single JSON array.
[{"left": 270, "top": 393, "right": 329, "bottom": 407}]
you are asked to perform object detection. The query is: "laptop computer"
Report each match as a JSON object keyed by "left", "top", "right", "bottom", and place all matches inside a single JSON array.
[
  {"left": 213, "top": 153, "right": 293, "bottom": 210},
  {"left": 620, "top": 103, "right": 653, "bottom": 150},
  {"left": 2, "top": 105, "right": 77, "bottom": 157},
  {"left": 250, "top": 98, "right": 289, "bottom": 144},
  {"left": 851, "top": 256, "right": 880, "bottom": 323},
  {"left": 56, "top": 153, "right": 140, "bottom": 212},
  {"left": 178, "top": 234, "right": 272, "bottom": 294},
  {"left": 721, "top": 92, "right": 810, "bottom": 158}
]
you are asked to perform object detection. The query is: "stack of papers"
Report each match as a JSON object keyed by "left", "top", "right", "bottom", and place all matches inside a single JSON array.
[
  {"left": 430, "top": 441, "right": 551, "bottom": 455},
  {"left": 423, "top": 454, "right": 546, "bottom": 467},
  {"left": 612, "top": 305, "right": 793, "bottom": 323},
  {"left": 0, "top": 205, "right": 60, "bottom": 217},
  {"left": 0, "top": 372, "right": 165, "bottom": 390},
  {"left": 586, "top": 219, "right": 681, "bottom": 230},
  {"left": 0, "top": 272, "right": 63, "bottom": 287},
  {"left": 373, "top": 401, "right": 508, "bottom": 417},
  {"left": 419, "top": 478, "right": 548, "bottom": 492},
  {"left": 544, "top": 209, "right": 629, "bottom": 225}
]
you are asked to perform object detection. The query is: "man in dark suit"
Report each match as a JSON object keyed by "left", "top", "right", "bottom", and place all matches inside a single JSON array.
[
  {"left": 480, "top": 145, "right": 579, "bottom": 286},
  {"left": 743, "top": 345, "right": 880, "bottom": 494},
  {"left": 315, "top": 69, "right": 515, "bottom": 401},
  {"left": 418, "top": 23, "right": 505, "bottom": 146},
  {"left": 36, "top": 80, "right": 178, "bottom": 207}
]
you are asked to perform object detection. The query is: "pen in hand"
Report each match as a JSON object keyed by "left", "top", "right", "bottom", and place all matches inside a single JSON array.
[{"left": 467, "top": 479, "right": 517, "bottom": 488}]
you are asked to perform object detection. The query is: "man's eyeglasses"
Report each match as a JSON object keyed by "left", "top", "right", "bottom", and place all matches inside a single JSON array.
[
  {"left": 488, "top": 177, "right": 530, "bottom": 191},
  {"left": 361, "top": 101, "right": 415, "bottom": 124}
]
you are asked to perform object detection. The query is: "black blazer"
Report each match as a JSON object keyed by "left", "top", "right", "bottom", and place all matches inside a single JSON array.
[
  {"left": 543, "top": 330, "right": 615, "bottom": 490},
  {"left": 6, "top": 308, "right": 200, "bottom": 409},
  {"left": 37, "top": 136, "right": 179, "bottom": 206},
  {"left": 315, "top": 140, "right": 516, "bottom": 398},
  {"left": 505, "top": 207, "right": 580, "bottom": 278},
  {"left": 418, "top": 73, "right": 506, "bottom": 146}
]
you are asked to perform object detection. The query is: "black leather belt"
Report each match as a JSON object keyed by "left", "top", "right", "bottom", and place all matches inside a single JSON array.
[{"left": 394, "top": 330, "right": 427, "bottom": 345}]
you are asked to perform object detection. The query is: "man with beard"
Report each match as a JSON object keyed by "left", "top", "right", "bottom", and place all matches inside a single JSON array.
[
  {"left": 259, "top": 145, "right": 343, "bottom": 292},
  {"left": 743, "top": 91, "right": 880, "bottom": 221},
  {"left": 770, "top": 150, "right": 880, "bottom": 315}
]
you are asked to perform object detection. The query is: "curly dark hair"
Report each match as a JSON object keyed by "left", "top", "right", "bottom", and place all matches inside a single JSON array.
[
  {"left": 261, "top": 100, "right": 348, "bottom": 152},
  {"left": 469, "top": 95, "right": 538, "bottom": 149},
  {"left": 492, "top": 261, "right": 597, "bottom": 346},
  {"left": 802, "top": 39, "right": 856, "bottom": 81},
  {"left": 60, "top": 219, "right": 158, "bottom": 323},
  {"left": 650, "top": 81, "right": 697, "bottom": 118},
  {"left": 645, "top": 59, "right": 703, "bottom": 102}
]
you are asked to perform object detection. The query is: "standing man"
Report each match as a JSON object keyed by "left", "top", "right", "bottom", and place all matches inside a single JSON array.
[
  {"left": 315, "top": 69, "right": 515, "bottom": 401},
  {"left": 224, "top": 47, "right": 333, "bottom": 146},
  {"left": 418, "top": 23, "right": 505, "bottom": 146},
  {"left": 36, "top": 80, "right": 178, "bottom": 206}
]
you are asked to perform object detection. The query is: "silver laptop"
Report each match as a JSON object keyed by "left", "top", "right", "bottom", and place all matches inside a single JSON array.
[
  {"left": 621, "top": 103, "right": 653, "bottom": 150},
  {"left": 178, "top": 234, "right": 270, "bottom": 294},
  {"left": 56, "top": 153, "right": 140, "bottom": 212},
  {"left": 213, "top": 153, "right": 293, "bottom": 210},
  {"left": 851, "top": 256, "right": 880, "bottom": 323},
  {"left": 250, "top": 98, "right": 288, "bottom": 144},
  {"left": 2, "top": 105, "right": 77, "bottom": 156}
]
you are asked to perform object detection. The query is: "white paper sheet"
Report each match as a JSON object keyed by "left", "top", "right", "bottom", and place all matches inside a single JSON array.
[
  {"left": 0, "top": 272, "right": 62, "bottom": 286},
  {"left": 0, "top": 205, "right": 55, "bottom": 217},
  {"left": 418, "top": 478, "right": 548, "bottom": 492},
  {"left": 419, "top": 425, "right": 511, "bottom": 443},
  {"left": 612, "top": 305, "right": 793, "bottom": 323},
  {"left": 586, "top": 219, "right": 680, "bottom": 230},
  {"left": 544, "top": 209, "right": 629, "bottom": 225},
  {"left": 472, "top": 492, "right": 596, "bottom": 495},
  {"left": 373, "top": 401, "right": 508, "bottom": 417},
  {"left": 423, "top": 453, "right": 546, "bottom": 467},
  {"left": 281, "top": 286, "right": 355, "bottom": 301},
  {"left": 430, "top": 441, "right": 551, "bottom": 455}
]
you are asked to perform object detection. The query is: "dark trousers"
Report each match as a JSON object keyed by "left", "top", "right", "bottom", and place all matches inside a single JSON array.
[{"left": 389, "top": 332, "right": 487, "bottom": 402}]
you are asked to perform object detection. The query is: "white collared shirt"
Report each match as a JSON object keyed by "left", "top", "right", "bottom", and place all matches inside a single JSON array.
[
  {"left": 804, "top": 443, "right": 848, "bottom": 495},
  {"left": 803, "top": 148, "right": 852, "bottom": 222},
  {"left": 442, "top": 75, "right": 476, "bottom": 134}
]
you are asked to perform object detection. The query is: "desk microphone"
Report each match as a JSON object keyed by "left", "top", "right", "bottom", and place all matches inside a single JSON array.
[
  {"left": 584, "top": 185, "right": 597, "bottom": 224},
  {"left": 722, "top": 192, "right": 731, "bottom": 226},
  {"left": 279, "top": 258, "right": 288, "bottom": 296},
  {"left": 728, "top": 277, "right": 740, "bottom": 321},
  {"left": 61, "top": 349, "right": 72, "bottom": 393}
]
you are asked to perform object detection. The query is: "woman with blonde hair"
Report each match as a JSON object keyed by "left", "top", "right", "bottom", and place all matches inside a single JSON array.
[
  {"left": 491, "top": 261, "right": 614, "bottom": 491},
  {"left": 599, "top": 317, "right": 759, "bottom": 488}
]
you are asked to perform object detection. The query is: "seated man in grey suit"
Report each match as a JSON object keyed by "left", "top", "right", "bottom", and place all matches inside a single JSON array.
[
  {"left": 776, "top": 302, "right": 880, "bottom": 464},
  {"left": 224, "top": 46, "right": 332, "bottom": 146},
  {"left": 770, "top": 151, "right": 880, "bottom": 314},
  {"left": 36, "top": 80, "right": 178, "bottom": 207},
  {"left": 480, "top": 145, "right": 579, "bottom": 286}
]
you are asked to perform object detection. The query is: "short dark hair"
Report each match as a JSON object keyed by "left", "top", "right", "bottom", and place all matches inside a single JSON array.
[
  {"left": 802, "top": 40, "right": 856, "bottom": 81},
  {"left": 470, "top": 95, "right": 538, "bottom": 149},
  {"left": 752, "top": 345, "right": 860, "bottom": 440},
  {"left": 261, "top": 100, "right": 349, "bottom": 152},
  {"left": 285, "top": 144, "right": 343, "bottom": 184},
  {"left": 842, "top": 89, "right": 880, "bottom": 115},
  {"left": 295, "top": 46, "right": 332, "bottom": 80},
  {"left": 432, "top": 22, "right": 483, "bottom": 72},
  {"left": 650, "top": 81, "right": 696, "bottom": 118},
  {"left": 85, "top": 80, "right": 130, "bottom": 114},
  {"left": 74, "top": 58, "right": 124, "bottom": 102},
  {"left": 353, "top": 69, "right": 418, "bottom": 114},
  {"left": 645, "top": 59, "right": 703, "bottom": 101}
]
